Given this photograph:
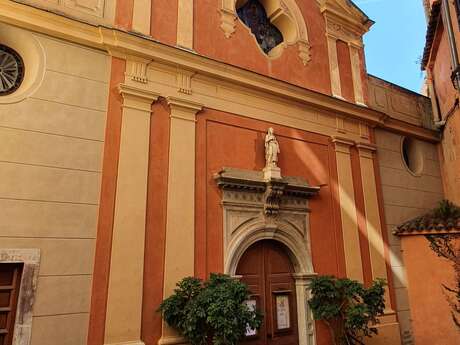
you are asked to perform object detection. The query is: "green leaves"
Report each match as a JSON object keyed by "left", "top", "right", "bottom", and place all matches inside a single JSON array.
[
  {"left": 308, "top": 276, "right": 386, "bottom": 345},
  {"left": 158, "top": 274, "right": 262, "bottom": 345}
]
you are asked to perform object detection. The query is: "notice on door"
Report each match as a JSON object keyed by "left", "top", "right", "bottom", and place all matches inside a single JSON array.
[
  {"left": 245, "top": 299, "right": 257, "bottom": 337},
  {"left": 276, "top": 295, "right": 290, "bottom": 330}
]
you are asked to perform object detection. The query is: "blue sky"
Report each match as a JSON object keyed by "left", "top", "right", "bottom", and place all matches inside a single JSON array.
[{"left": 353, "top": 0, "right": 427, "bottom": 93}]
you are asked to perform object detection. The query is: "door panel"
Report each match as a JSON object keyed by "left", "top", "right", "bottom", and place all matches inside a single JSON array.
[{"left": 236, "top": 241, "right": 298, "bottom": 345}]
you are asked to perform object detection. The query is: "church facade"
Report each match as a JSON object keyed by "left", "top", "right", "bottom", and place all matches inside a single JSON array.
[{"left": 0, "top": 1, "right": 447, "bottom": 345}]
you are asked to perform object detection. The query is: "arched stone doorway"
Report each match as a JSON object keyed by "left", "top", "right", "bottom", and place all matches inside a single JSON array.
[
  {"left": 236, "top": 240, "right": 298, "bottom": 345},
  {"left": 214, "top": 167, "right": 320, "bottom": 345}
]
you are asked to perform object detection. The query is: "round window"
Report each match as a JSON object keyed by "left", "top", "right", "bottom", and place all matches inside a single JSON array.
[
  {"left": 401, "top": 137, "right": 423, "bottom": 176},
  {"left": 0, "top": 44, "right": 25, "bottom": 96}
]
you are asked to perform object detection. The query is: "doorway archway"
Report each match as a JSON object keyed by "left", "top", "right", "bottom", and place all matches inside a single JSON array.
[{"left": 237, "top": 240, "right": 298, "bottom": 345}]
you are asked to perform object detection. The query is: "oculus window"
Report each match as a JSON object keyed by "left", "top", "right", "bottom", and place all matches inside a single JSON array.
[{"left": 0, "top": 45, "right": 24, "bottom": 96}]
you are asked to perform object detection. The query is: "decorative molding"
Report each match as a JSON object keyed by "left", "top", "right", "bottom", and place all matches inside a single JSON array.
[
  {"left": 336, "top": 116, "right": 346, "bottom": 134},
  {"left": 118, "top": 83, "right": 160, "bottom": 112},
  {"left": 297, "top": 39, "right": 312, "bottom": 66},
  {"left": 332, "top": 136, "right": 355, "bottom": 154},
  {"left": 0, "top": 248, "right": 40, "bottom": 345},
  {"left": 167, "top": 97, "right": 203, "bottom": 121},
  {"left": 215, "top": 167, "right": 319, "bottom": 345},
  {"left": 220, "top": 0, "right": 312, "bottom": 65},
  {"left": 220, "top": 0, "right": 237, "bottom": 38},
  {"left": 359, "top": 122, "right": 370, "bottom": 139},
  {"left": 176, "top": 68, "right": 195, "bottom": 95},
  {"left": 318, "top": 0, "right": 373, "bottom": 47},
  {"left": 356, "top": 142, "right": 376, "bottom": 159},
  {"left": 127, "top": 59, "right": 151, "bottom": 84},
  {"left": 0, "top": 1, "right": 440, "bottom": 142}
]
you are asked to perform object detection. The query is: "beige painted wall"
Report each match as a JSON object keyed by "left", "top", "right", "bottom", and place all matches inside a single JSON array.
[
  {"left": 13, "top": 0, "right": 115, "bottom": 25},
  {"left": 375, "top": 129, "right": 444, "bottom": 345},
  {"left": 0, "top": 29, "right": 110, "bottom": 345}
]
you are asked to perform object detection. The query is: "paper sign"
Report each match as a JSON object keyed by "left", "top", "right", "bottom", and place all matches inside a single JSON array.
[
  {"left": 245, "top": 299, "right": 257, "bottom": 336},
  {"left": 276, "top": 295, "right": 290, "bottom": 330}
]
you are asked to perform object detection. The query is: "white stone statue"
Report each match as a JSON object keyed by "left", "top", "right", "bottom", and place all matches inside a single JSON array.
[{"left": 265, "top": 127, "right": 280, "bottom": 168}]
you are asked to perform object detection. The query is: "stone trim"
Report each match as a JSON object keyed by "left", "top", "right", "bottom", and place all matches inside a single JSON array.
[{"left": 0, "top": 248, "right": 40, "bottom": 345}]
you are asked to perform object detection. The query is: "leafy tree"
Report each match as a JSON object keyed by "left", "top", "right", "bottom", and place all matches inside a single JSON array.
[
  {"left": 158, "top": 274, "right": 262, "bottom": 345},
  {"left": 308, "top": 276, "right": 386, "bottom": 345}
]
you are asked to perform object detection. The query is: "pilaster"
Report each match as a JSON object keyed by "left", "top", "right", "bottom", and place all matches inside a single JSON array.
[
  {"left": 103, "top": 84, "right": 159, "bottom": 345},
  {"left": 356, "top": 143, "right": 392, "bottom": 312},
  {"left": 177, "top": 0, "right": 194, "bottom": 49},
  {"left": 132, "top": 0, "right": 152, "bottom": 35},
  {"left": 327, "top": 35, "right": 343, "bottom": 99},
  {"left": 160, "top": 97, "right": 203, "bottom": 344},
  {"left": 332, "top": 137, "right": 363, "bottom": 282},
  {"left": 348, "top": 43, "right": 365, "bottom": 106}
]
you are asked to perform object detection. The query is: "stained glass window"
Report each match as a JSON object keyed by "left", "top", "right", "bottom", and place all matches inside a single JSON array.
[{"left": 237, "top": 0, "right": 284, "bottom": 54}]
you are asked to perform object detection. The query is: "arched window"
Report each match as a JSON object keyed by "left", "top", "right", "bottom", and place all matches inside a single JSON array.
[{"left": 237, "top": 0, "right": 284, "bottom": 54}]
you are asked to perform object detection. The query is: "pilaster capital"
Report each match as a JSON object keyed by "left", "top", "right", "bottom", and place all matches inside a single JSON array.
[
  {"left": 118, "top": 83, "right": 160, "bottom": 112},
  {"left": 332, "top": 136, "right": 355, "bottom": 154},
  {"left": 293, "top": 273, "right": 318, "bottom": 284},
  {"left": 167, "top": 97, "right": 203, "bottom": 122},
  {"left": 356, "top": 142, "right": 376, "bottom": 159}
]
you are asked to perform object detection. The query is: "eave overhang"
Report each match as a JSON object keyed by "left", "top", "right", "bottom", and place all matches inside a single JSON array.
[{"left": 421, "top": 0, "right": 442, "bottom": 70}]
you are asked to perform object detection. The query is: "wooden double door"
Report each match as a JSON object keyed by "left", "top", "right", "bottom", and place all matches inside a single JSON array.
[{"left": 236, "top": 240, "right": 299, "bottom": 345}]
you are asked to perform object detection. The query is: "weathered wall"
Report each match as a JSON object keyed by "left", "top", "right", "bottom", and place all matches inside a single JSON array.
[
  {"left": 401, "top": 236, "right": 460, "bottom": 345},
  {"left": 194, "top": 0, "right": 332, "bottom": 94},
  {"left": 0, "top": 25, "right": 109, "bottom": 345},
  {"left": 13, "top": 0, "right": 115, "bottom": 24},
  {"left": 425, "top": 3, "right": 460, "bottom": 204},
  {"left": 375, "top": 129, "right": 444, "bottom": 344},
  {"left": 368, "top": 76, "right": 434, "bottom": 129}
]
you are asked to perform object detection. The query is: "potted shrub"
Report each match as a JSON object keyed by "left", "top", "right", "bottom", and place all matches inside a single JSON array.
[
  {"left": 159, "top": 273, "right": 262, "bottom": 345},
  {"left": 308, "top": 276, "right": 386, "bottom": 345}
]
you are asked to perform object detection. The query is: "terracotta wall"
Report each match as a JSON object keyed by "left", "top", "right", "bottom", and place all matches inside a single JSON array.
[
  {"left": 194, "top": 0, "right": 332, "bottom": 93},
  {"left": 428, "top": 10, "right": 460, "bottom": 204},
  {"left": 194, "top": 108, "right": 351, "bottom": 345},
  {"left": 401, "top": 236, "right": 459, "bottom": 345}
]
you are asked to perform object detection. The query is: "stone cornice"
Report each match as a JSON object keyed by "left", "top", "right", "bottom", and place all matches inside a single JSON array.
[{"left": 0, "top": 0, "right": 440, "bottom": 142}]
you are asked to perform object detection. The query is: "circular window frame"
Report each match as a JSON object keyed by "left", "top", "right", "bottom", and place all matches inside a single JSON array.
[
  {"left": 401, "top": 136, "right": 424, "bottom": 177},
  {"left": 0, "top": 23, "right": 46, "bottom": 105},
  {"left": 0, "top": 44, "right": 25, "bottom": 96}
]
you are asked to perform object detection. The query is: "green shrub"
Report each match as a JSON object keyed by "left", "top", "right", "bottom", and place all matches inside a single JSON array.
[
  {"left": 158, "top": 273, "right": 262, "bottom": 345},
  {"left": 308, "top": 276, "right": 386, "bottom": 345}
]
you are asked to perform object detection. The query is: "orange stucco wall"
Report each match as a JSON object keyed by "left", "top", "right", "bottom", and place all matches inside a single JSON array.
[
  {"left": 142, "top": 100, "right": 171, "bottom": 345},
  {"left": 194, "top": 108, "right": 373, "bottom": 345},
  {"left": 150, "top": 0, "right": 178, "bottom": 45},
  {"left": 193, "top": 0, "right": 332, "bottom": 94},
  {"left": 402, "top": 236, "right": 459, "bottom": 344},
  {"left": 430, "top": 20, "right": 460, "bottom": 205},
  {"left": 88, "top": 57, "right": 125, "bottom": 345}
]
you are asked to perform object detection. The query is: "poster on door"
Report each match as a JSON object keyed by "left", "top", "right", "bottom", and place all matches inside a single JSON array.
[
  {"left": 276, "top": 295, "right": 290, "bottom": 330},
  {"left": 245, "top": 299, "right": 258, "bottom": 337}
]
